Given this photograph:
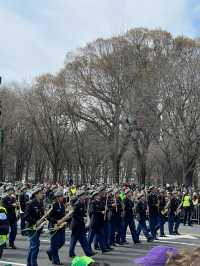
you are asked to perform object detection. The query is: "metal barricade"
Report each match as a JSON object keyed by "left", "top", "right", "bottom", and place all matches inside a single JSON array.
[{"left": 180, "top": 204, "right": 200, "bottom": 224}]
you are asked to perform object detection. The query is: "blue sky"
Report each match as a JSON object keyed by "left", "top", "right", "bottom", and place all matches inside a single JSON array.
[{"left": 0, "top": 0, "right": 200, "bottom": 83}]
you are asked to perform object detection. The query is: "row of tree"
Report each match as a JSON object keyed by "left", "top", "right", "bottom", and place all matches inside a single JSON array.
[{"left": 1, "top": 28, "right": 200, "bottom": 186}]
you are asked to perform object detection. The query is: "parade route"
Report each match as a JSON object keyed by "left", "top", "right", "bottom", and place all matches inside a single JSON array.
[{"left": 1, "top": 225, "right": 200, "bottom": 266}]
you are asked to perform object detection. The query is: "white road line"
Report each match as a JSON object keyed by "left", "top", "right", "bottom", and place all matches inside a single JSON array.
[
  {"left": 0, "top": 261, "right": 26, "bottom": 266},
  {"left": 156, "top": 240, "right": 197, "bottom": 246}
]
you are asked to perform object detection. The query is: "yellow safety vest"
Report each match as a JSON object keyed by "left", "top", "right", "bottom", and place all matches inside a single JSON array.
[
  {"left": 70, "top": 187, "right": 77, "bottom": 195},
  {"left": 183, "top": 195, "right": 191, "bottom": 207}
]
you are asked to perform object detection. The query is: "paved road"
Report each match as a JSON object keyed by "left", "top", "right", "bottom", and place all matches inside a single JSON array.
[{"left": 1, "top": 225, "right": 200, "bottom": 266}]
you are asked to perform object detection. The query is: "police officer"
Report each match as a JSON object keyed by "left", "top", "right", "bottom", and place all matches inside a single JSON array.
[
  {"left": 24, "top": 187, "right": 44, "bottom": 266},
  {"left": 168, "top": 191, "right": 181, "bottom": 235},
  {"left": 136, "top": 193, "right": 153, "bottom": 242},
  {"left": 0, "top": 204, "right": 9, "bottom": 258},
  {"left": 47, "top": 190, "right": 66, "bottom": 265},
  {"left": 2, "top": 186, "right": 18, "bottom": 249},
  {"left": 147, "top": 186, "right": 159, "bottom": 240},
  {"left": 122, "top": 188, "right": 139, "bottom": 244},
  {"left": 69, "top": 190, "right": 95, "bottom": 258},
  {"left": 88, "top": 190, "right": 109, "bottom": 254},
  {"left": 19, "top": 185, "right": 29, "bottom": 234},
  {"left": 182, "top": 191, "right": 192, "bottom": 226}
]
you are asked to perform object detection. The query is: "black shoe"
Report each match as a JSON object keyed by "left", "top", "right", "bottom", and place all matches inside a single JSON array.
[
  {"left": 134, "top": 240, "right": 141, "bottom": 244},
  {"left": 102, "top": 249, "right": 110, "bottom": 254},
  {"left": 160, "top": 234, "right": 167, "bottom": 237},
  {"left": 175, "top": 231, "right": 181, "bottom": 235},
  {"left": 147, "top": 238, "right": 153, "bottom": 242},
  {"left": 106, "top": 247, "right": 114, "bottom": 250},
  {"left": 122, "top": 241, "right": 129, "bottom": 244},
  {"left": 0, "top": 247, "right": 3, "bottom": 259},
  {"left": 88, "top": 252, "right": 97, "bottom": 257},
  {"left": 94, "top": 247, "right": 101, "bottom": 250},
  {"left": 47, "top": 250, "right": 52, "bottom": 261},
  {"left": 170, "top": 233, "right": 176, "bottom": 235},
  {"left": 9, "top": 243, "right": 17, "bottom": 249},
  {"left": 69, "top": 254, "right": 76, "bottom": 258}
]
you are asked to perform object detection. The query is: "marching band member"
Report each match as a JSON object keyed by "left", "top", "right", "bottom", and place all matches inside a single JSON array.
[
  {"left": 136, "top": 193, "right": 153, "bottom": 242},
  {"left": 88, "top": 190, "right": 108, "bottom": 253},
  {"left": 158, "top": 189, "right": 167, "bottom": 237},
  {"left": 147, "top": 186, "right": 159, "bottom": 240},
  {"left": 2, "top": 186, "right": 18, "bottom": 249},
  {"left": 69, "top": 190, "right": 95, "bottom": 258},
  {"left": 122, "top": 188, "right": 139, "bottom": 244},
  {"left": 47, "top": 190, "right": 66, "bottom": 265},
  {"left": 24, "top": 187, "right": 45, "bottom": 266},
  {"left": 103, "top": 188, "right": 113, "bottom": 251},
  {"left": 168, "top": 191, "right": 181, "bottom": 235},
  {"left": 19, "top": 185, "right": 29, "bottom": 234}
]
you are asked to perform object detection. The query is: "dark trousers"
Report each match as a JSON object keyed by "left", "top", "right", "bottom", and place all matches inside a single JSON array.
[
  {"left": 69, "top": 230, "right": 92, "bottom": 257},
  {"left": 158, "top": 214, "right": 165, "bottom": 236},
  {"left": 149, "top": 214, "right": 159, "bottom": 239},
  {"left": 183, "top": 207, "right": 192, "bottom": 225},
  {"left": 88, "top": 227, "right": 106, "bottom": 251},
  {"left": 27, "top": 230, "right": 41, "bottom": 266},
  {"left": 9, "top": 220, "right": 17, "bottom": 244},
  {"left": 137, "top": 220, "right": 152, "bottom": 240},
  {"left": 103, "top": 221, "right": 111, "bottom": 248},
  {"left": 20, "top": 213, "right": 26, "bottom": 233},
  {"left": 122, "top": 217, "right": 138, "bottom": 243},
  {"left": 109, "top": 217, "right": 123, "bottom": 245},
  {"left": 48, "top": 229, "right": 65, "bottom": 264},
  {"left": 168, "top": 213, "right": 180, "bottom": 234}
]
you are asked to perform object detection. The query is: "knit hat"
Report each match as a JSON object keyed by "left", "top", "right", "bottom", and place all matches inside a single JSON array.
[{"left": 71, "top": 256, "right": 95, "bottom": 266}]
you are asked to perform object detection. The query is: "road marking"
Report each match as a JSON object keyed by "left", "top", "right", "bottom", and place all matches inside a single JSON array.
[
  {"left": 156, "top": 240, "right": 197, "bottom": 246},
  {"left": 126, "top": 234, "right": 198, "bottom": 240},
  {"left": 0, "top": 261, "right": 26, "bottom": 266}
]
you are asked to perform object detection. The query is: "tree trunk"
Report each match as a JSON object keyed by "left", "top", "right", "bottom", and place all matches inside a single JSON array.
[
  {"left": 183, "top": 158, "right": 196, "bottom": 187},
  {"left": 52, "top": 163, "right": 58, "bottom": 184},
  {"left": 0, "top": 155, "right": 4, "bottom": 181},
  {"left": 25, "top": 161, "right": 30, "bottom": 183},
  {"left": 112, "top": 157, "right": 120, "bottom": 184},
  {"left": 16, "top": 159, "right": 24, "bottom": 181},
  {"left": 136, "top": 158, "right": 146, "bottom": 187},
  {"left": 80, "top": 164, "right": 86, "bottom": 185}
]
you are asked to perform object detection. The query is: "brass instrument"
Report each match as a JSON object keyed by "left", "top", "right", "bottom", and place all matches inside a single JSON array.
[
  {"left": 161, "top": 200, "right": 170, "bottom": 215},
  {"left": 85, "top": 197, "right": 91, "bottom": 228},
  {"left": 115, "top": 195, "right": 118, "bottom": 213},
  {"left": 104, "top": 194, "right": 109, "bottom": 221},
  {"left": 175, "top": 203, "right": 182, "bottom": 216},
  {"left": 35, "top": 205, "right": 53, "bottom": 231},
  {"left": 11, "top": 194, "right": 20, "bottom": 220},
  {"left": 50, "top": 210, "right": 73, "bottom": 232}
]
